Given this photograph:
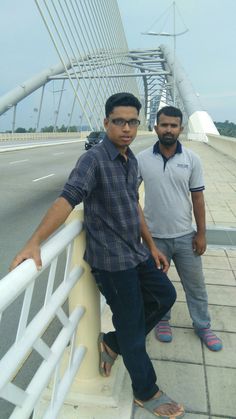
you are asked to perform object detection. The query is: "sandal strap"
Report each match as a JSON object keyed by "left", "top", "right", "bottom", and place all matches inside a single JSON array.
[
  {"left": 98, "top": 333, "right": 116, "bottom": 366},
  {"left": 134, "top": 391, "right": 184, "bottom": 418},
  {"left": 139, "top": 391, "right": 174, "bottom": 409},
  {"left": 101, "top": 348, "right": 116, "bottom": 365}
]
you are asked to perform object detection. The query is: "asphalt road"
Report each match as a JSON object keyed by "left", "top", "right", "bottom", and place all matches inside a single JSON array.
[
  {"left": 0, "top": 134, "right": 154, "bottom": 418},
  {"left": 0, "top": 134, "right": 154, "bottom": 278}
]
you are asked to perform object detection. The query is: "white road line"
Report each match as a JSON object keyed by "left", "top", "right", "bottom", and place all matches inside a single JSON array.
[
  {"left": 33, "top": 174, "right": 55, "bottom": 182},
  {"left": 53, "top": 152, "right": 64, "bottom": 156},
  {"left": 9, "top": 159, "right": 29, "bottom": 164}
]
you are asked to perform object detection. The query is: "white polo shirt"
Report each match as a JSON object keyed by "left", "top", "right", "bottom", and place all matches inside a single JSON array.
[{"left": 137, "top": 141, "right": 205, "bottom": 238}]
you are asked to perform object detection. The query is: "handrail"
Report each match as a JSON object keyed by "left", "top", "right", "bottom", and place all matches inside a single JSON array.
[
  {"left": 0, "top": 217, "right": 90, "bottom": 418},
  {"left": 0, "top": 219, "right": 82, "bottom": 310}
]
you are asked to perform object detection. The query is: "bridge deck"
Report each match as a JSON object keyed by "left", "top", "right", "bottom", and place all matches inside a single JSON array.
[{"left": 56, "top": 140, "right": 236, "bottom": 419}]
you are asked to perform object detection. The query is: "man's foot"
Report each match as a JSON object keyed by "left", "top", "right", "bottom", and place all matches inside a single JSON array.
[
  {"left": 155, "top": 320, "right": 172, "bottom": 342},
  {"left": 98, "top": 333, "right": 117, "bottom": 377},
  {"left": 195, "top": 328, "right": 223, "bottom": 351},
  {"left": 134, "top": 390, "right": 185, "bottom": 418}
]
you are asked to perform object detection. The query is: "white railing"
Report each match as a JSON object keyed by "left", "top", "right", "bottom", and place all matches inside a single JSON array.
[
  {"left": 0, "top": 132, "right": 80, "bottom": 141},
  {"left": 0, "top": 214, "right": 98, "bottom": 419}
]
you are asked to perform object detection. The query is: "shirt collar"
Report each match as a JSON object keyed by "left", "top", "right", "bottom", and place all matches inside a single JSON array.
[
  {"left": 103, "top": 135, "right": 135, "bottom": 161},
  {"left": 153, "top": 140, "right": 182, "bottom": 155}
]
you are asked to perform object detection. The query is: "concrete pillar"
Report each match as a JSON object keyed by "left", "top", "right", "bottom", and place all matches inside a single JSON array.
[
  {"left": 67, "top": 208, "right": 100, "bottom": 379},
  {"left": 187, "top": 111, "right": 219, "bottom": 141},
  {"left": 36, "top": 208, "right": 131, "bottom": 418}
]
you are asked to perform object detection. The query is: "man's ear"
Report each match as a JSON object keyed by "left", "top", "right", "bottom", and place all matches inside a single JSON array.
[
  {"left": 180, "top": 125, "right": 184, "bottom": 133},
  {"left": 104, "top": 117, "right": 109, "bottom": 130},
  {"left": 154, "top": 125, "right": 158, "bottom": 135}
]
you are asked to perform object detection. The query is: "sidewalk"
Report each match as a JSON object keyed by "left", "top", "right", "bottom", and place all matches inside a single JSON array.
[{"left": 132, "top": 140, "right": 236, "bottom": 419}]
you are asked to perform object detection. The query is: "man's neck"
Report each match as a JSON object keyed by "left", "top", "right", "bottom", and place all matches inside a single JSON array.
[
  {"left": 159, "top": 142, "right": 177, "bottom": 158},
  {"left": 118, "top": 146, "right": 128, "bottom": 159}
]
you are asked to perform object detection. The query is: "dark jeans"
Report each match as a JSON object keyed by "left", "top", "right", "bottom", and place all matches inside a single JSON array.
[{"left": 92, "top": 256, "right": 176, "bottom": 400}]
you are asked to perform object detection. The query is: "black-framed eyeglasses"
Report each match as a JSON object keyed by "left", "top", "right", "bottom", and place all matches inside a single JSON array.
[{"left": 109, "top": 118, "right": 140, "bottom": 127}]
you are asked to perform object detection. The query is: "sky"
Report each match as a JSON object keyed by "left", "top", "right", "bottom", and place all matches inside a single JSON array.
[{"left": 0, "top": 0, "right": 236, "bottom": 128}]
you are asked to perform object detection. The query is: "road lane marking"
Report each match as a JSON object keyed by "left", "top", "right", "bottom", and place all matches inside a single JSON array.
[
  {"left": 53, "top": 152, "right": 64, "bottom": 155},
  {"left": 9, "top": 159, "right": 29, "bottom": 164},
  {"left": 33, "top": 174, "right": 55, "bottom": 182}
]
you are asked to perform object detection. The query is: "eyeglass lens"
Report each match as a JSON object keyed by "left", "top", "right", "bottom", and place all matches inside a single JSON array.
[{"left": 111, "top": 118, "right": 140, "bottom": 127}]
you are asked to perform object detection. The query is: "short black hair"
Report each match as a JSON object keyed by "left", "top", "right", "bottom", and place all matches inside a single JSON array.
[
  {"left": 105, "top": 92, "right": 142, "bottom": 117},
  {"left": 156, "top": 106, "right": 183, "bottom": 124}
]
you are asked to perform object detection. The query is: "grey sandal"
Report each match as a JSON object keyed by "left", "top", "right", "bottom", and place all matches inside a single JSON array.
[
  {"left": 98, "top": 332, "right": 117, "bottom": 377},
  {"left": 134, "top": 391, "right": 185, "bottom": 418}
]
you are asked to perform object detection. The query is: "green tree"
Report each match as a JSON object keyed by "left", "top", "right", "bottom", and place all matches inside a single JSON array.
[
  {"left": 214, "top": 120, "right": 236, "bottom": 137},
  {"left": 15, "top": 127, "right": 27, "bottom": 133}
]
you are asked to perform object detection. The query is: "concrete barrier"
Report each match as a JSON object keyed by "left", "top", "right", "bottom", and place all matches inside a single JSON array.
[
  {"left": 206, "top": 133, "right": 236, "bottom": 160},
  {"left": 0, "top": 132, "right": 86, "bottom": 141}
]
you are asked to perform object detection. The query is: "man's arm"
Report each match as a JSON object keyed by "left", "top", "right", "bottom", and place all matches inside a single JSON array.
[
  {"left": 10, "top": 197, "right": 73, "bottom": 271},
  {"left": 138, "top": 204, "right": 169, "bottom": 272},
  {"left": 191, "top": 191, "right": 206, "bottom": 255}
]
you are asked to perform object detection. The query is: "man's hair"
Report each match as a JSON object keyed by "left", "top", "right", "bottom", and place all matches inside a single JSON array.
[
  {"left": 156, "top": 106, "right": 183, "bottom": 124},
  {"left": 105, "top": 92, "right": 142, "bottom": 117}
]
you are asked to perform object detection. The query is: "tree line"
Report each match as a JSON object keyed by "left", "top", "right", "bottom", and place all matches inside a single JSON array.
[
  {"left": 9, "top": 124, "right": 79, "bottom": 133},
  {"left": 3, "top": 121, "right": 236, "bottom": 138},
  {"left": 214, "top": 120, "right": 236, "bottom": 137}
]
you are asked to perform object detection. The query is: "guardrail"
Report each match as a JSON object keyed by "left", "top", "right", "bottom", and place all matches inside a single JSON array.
[
  {"left": 0, "top": 210, "right": 101, "bottom": 419},
  {"left": 206, "top": 133, "right": 236, "bottom": 160},
  {"left": 0, "top": 132, "right": 87, "bottom": 141}
]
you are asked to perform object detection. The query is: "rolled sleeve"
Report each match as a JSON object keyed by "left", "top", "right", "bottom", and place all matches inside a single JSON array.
[{"left": 60, "top": 153, "right": 97, "bottom": 207}]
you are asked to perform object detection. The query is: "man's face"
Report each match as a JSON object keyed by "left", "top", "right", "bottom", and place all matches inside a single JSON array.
[
  {"left": 104, "top": 106, "right": 139, "bottom": 151},
  {"left": 154, "top": 114, "right": 183, "bottom": 147}
]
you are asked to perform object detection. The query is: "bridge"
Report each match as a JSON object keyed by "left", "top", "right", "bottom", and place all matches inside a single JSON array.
[
  {"left": 0, "top": 0, "right": 218, "bottom": 140},
  {"left": 0, "top": 1, "right": 236, "bottom": 418}
]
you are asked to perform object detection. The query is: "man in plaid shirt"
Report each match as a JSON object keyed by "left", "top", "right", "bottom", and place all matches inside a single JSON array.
[{"left": 11, "top": 93, "right": 185, "bottom": 418}]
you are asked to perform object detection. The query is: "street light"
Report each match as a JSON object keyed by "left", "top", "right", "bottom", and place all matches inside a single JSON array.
[{"left": 142, "top": 1, "right": 188, "bottom": 106}]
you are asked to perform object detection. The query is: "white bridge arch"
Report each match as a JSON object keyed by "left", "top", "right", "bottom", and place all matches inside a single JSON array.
[{"left": 0, "top": 0, "right": 218, "bottom": 140}]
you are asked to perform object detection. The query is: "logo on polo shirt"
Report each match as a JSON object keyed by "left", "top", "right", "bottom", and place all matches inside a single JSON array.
[{"left": 177, "top": 163, "right": 189, "bottom": 169}]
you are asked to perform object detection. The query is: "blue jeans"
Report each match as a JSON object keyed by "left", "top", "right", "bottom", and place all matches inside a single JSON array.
[
  {"left": 153, "top": 232, "right": 211, "bottom": 330},
  {"left": 92, "top": 256, "right": 176, "bottom": 400}
]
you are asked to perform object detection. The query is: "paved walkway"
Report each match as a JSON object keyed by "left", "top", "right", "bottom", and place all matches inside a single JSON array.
[
  {"left": 132, "top": 140, "right": 236, "bottom": 419},
  {"left": 187, "top": 141, "right": 236, "bottom": 229}
]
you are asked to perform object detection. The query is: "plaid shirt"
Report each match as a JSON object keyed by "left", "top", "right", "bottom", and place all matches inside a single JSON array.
[{"left": 60, "top": 136, "right": 149, "bottom": 271}]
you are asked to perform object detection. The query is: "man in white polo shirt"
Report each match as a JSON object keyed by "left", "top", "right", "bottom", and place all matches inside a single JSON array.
[{"left": 137, "top": 106, "right": 222, "bottom": 351}]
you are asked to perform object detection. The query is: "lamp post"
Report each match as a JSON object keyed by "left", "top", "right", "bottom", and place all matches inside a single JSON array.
[
  {"left": 79, "top": 115, "right": 83, "bottom": 138},
  {"left": 33, "top": 108, "right": 38, "bottom": 132},
  {"left": 142, "top": 1, "right": 188, "bottom": 106}
]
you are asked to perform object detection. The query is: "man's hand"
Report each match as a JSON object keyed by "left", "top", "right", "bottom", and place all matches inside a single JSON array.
[
  {"left": 9, "top": 197, "right": 73, "bottom": 272},
  {"left": 9, "top": 241, "right": 42, "bottom": 271},
  {"left": 138, "top": 203, "right": 169, "bottom": 272},
  {"left": 151, "top": 247, "right": 169, "bottom": 273},
  {"left": 192, "top": 232, "right": 206, "bottom": 255},
  {"left": 191, "top": 191, "right": 206, "bottom": 256}
]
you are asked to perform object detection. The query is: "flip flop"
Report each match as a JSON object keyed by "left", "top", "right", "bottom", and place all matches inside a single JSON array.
[
  {"left": 134, "top": 391, "right": 185, "bottom": 418},
  {"left": 98, "top": 332, "right": 117, "bottom": 377}
]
